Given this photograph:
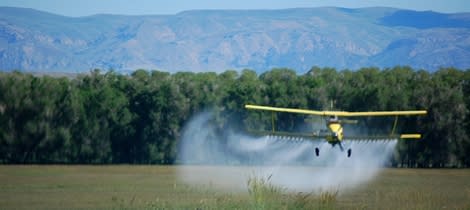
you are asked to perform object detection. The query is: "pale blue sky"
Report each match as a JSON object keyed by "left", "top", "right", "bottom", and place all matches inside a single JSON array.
[{"left": 1, "top": 0, "right": 469, "bottom": 16}]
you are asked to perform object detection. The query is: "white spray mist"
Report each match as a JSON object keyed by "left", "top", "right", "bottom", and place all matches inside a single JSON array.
[{"left": 177, "top": 112, "right": 397, "bottom": 193}]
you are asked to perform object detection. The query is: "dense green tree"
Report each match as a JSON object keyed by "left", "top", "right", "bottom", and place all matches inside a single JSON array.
[{"left": 0, "top": 67, "right": 469, "bottom": 167}]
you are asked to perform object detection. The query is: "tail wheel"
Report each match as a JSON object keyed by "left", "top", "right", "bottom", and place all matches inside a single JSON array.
[
  {"left": 347, "top": 148, "right": 352, "bottom": 158},
  {"left": 315, "top": 147, "right": 320, "bottom": 156}
]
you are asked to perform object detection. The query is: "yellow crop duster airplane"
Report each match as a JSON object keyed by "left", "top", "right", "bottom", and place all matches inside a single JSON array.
[{"left": 245, "top": 104, "right": 427, "bottom": 157}]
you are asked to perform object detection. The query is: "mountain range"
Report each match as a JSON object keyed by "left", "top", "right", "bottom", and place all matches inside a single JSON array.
[{"left": 1, "top": 6, "right": 469, "bottom": 73}]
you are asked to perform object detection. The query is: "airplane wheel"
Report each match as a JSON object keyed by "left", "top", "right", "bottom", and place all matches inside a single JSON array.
[
  {"left": 315, "top": 147, "right": 320, "bottom": 157},
  {"left": 347, "top": 149, "right": 352, "bottom": 158}
]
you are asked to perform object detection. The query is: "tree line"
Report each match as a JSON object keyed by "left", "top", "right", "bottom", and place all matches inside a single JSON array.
[{"left": 0, "top": 66, "right": 469, "bottom": 167}]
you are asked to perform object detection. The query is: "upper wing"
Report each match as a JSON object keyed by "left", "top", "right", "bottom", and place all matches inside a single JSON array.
[{"left": 245, "top": 104, "right": 427, "bottom": 116}]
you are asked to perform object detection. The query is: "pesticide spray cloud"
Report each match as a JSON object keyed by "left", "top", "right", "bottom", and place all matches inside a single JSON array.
[{"left": 177, "top": 112, "right": 397, "bottom": 192}]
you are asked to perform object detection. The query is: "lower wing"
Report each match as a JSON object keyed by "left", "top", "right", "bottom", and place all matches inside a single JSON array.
[
  {"left": 247, "top": 130, "right": 420, "bottom": 141},
  {"left": 343, "top": 135, "right": 419, "bottom": 141}
]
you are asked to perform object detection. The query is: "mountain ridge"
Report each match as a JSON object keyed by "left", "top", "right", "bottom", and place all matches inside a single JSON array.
[{"left": 0, "top": 6, "right": 469, "bottom": 73}]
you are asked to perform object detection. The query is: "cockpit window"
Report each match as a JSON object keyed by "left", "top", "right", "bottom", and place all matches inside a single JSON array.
[{"left": 329, "top": 115, "right": 338, "bottom": 121}]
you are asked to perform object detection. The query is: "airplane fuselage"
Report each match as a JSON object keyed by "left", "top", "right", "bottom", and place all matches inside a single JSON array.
[{"left": 326, "top": 116, "right": 344, "bottom": 143}]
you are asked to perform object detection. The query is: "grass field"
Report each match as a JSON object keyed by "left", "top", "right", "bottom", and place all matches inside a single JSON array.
[{"left": 1, "top": 165, "right": 470, "bottom": 209}]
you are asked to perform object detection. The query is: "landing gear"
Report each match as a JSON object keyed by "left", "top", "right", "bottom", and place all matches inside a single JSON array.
[
  {"left": 313, "top": 145, "right": 350, "bottom": 157},
  {"left": 340, "top": 142, "right": 352, "bottom": 158}
]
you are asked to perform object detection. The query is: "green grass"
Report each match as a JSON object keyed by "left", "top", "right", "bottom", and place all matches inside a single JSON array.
[
  {"left": 245, "top": 174, "right": 339, "bottom": 209},
  {"left": 0, "top": 165, "right": 470, "bottom": 209}
]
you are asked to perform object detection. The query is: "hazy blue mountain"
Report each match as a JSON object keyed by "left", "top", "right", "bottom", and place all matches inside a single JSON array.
[{"left": 1, "top": 6, "right": 469, "bottom": 73}]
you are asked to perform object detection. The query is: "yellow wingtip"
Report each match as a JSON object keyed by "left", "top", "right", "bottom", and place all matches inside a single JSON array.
[{"left": 400, "top": 134, "right": 422, "bottom": 139}]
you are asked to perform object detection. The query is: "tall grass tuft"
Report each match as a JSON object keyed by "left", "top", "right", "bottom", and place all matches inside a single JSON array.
[
  {"left": 316, "top": 188, "right": 339, "bottom": 209},
  {"left": 247, "top": 174, "right": 285, "bottom": 209},
  {"left": 247, "top": 174, "right": 339, "bottom": 209}
]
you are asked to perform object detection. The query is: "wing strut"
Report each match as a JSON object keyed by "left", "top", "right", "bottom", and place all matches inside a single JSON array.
[
  {"left": 391, "top": 115, "right": 398, "bottom": 135},
  {"left": 271, "top": 112, "right": 275, "bottom": 132}
]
